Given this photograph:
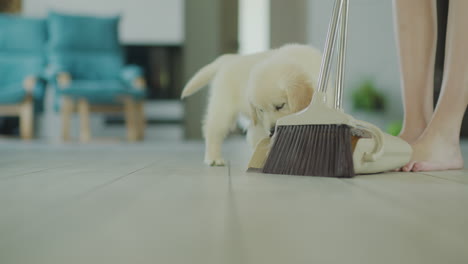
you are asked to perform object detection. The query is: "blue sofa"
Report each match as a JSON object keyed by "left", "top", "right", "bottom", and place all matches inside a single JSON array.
[
  {"left": 46, "top": 11, "right": 146, "bottom": 142},
  {"left": 0, "top": 15, "right": 47, "bottom": 139}
]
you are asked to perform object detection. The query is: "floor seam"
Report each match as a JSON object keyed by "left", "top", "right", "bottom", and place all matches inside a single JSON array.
[
  {"left": 414, "top": 172, "right": 468, "bottom": 185},
  {"left": 78, "top": 162, "right": 157, "bottom": 197},
  {"left": 0, "top": 164, "right": 77, "bottom": 181}
]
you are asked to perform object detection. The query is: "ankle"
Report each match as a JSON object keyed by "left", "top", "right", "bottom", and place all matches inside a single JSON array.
[
  {"left": 419, "top": 124, "right": 461, "bottom": 146},
  {"left": 399, "top": 132, "right": 420, "bottom": 143},
  {"left": 399, "top": 123, "right": 427, "bottom": 143}
]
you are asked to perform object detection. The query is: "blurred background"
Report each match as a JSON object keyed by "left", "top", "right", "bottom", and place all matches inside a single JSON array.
[{"left": 0, "top": 0, "right": 465, "bottom": 143}]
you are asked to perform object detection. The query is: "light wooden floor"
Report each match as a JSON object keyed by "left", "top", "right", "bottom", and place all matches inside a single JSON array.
[{"left": 1, "top": 128, "right": 467, "bottom": 264}]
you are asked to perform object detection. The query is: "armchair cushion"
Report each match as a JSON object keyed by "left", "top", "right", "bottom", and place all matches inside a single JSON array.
[
  {"left": 58, "top": 80, "right": 145, "bottom": 103},
  {"left": 48, "top": 51, "right": 123, "bottom": 80},
  {"left": 47, "top": 11, "right": 124, "bottom": 81},
  {"left": 0, "top": 15, "right": 47, "bottom": 52},
  {"left": 0, "top": 54, "right": 45, "bottom": 86},
  {"left": 0, "top": 15, "right": 47, "bottom": 86},
  {"left": 47, "top": 11, "right": 121, "bottom": 51},
  {"left": 0, "top": 14, "right": 47, "bottom": 112},
  {"left": 0, "top": 83, "right": 28, "bottom": 104}
]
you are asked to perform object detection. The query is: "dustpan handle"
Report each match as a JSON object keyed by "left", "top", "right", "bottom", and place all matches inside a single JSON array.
[{"left": 354, "top": 119, "right": 385, "bottom": 161}]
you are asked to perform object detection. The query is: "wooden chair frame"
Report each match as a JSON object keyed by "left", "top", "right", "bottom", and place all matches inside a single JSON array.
[
  {"left": 0, "top": 76, "right": 36, "bottom": 140},
  {"left": 58, "top": 73, "right": 146, "bottom": 142}
]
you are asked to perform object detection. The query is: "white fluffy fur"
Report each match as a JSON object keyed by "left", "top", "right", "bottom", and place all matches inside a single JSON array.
[{"left": 181, "top": 44, "right": 334, "bottom": 166}]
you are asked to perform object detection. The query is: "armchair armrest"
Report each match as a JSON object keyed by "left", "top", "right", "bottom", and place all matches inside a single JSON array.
[
  {"left": 56, "top": 72, "right": 72, "bottom": 88},
  {"left": 23, "top": 76, "right": 36, "bottom": 94},
  {"left": 23, "top": 75, "right": 47, "bottom": 99},
  {"left": 43, "top": 65, "right": 71, "bottom": 89},
  {"left": 121, "top": 65, "right": 146, "bottom": 91}
]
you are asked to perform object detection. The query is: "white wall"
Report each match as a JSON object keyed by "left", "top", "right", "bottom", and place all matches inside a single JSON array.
[
  {"left": 238, "top": 0, "right": 270, "bottom": 54},
  {"left": 307, "top": 0, "right": 402, "bottom": 129},
  {"left": 23, "top": 0, "right": 184, "bottom": 45}
]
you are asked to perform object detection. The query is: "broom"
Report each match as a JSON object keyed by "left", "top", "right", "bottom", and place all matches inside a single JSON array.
[{"left": 262, "top": 0, "right": 355, "bottom": 177}]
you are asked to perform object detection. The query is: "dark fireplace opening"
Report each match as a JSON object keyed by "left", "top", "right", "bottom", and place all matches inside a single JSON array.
[{"left": 124, "top": 45, "right": 183, "bottom": 100}]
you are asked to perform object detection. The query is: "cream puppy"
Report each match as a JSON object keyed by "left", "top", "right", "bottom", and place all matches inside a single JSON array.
[{"left": 181, "top": 44, "right": 334, "bottom": 166}]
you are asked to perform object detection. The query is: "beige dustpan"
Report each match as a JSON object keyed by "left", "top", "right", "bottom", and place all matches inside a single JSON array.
[
  {"left": 353, "top": 133, "right": 412, "bottom": 174},
  {"left": 247, "top": 129, "right": 412, "bottom": 175},
  {"left": 246, "top": 137, "right": 271, "bottom": 172}
]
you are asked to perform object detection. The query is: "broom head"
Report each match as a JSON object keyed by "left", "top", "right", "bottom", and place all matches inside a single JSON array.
[{"left": 262, "top": 92, "right": 357, "bottom": 177}]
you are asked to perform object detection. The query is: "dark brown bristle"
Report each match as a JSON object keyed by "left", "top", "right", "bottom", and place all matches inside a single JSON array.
[{"left": 262, "top": 124, "right": 355, "bottom": 177}]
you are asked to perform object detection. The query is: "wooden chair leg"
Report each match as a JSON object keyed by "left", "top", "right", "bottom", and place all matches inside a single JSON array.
[
  {"left": 123, "top": 97, "right": 138, "bottom": 142},
  {"left": 78, "top": 99, "right": 91, "bottom": 143},
  {"left": 19, "top": 96, "right": 34, "bottom": 140},
  {"left": 136, "top": 101, "right": 145, "bottom": 141},
  {"left": 61, "top": 96, "right": 74, "bottom": 141}
]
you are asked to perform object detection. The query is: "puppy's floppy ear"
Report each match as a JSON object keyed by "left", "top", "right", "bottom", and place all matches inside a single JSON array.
[
  {"left": 286, "top": 75, "right": 314, "bottom": 112},
  {"left": 249, "top": 102, "right": 259, "bottom": 126}
]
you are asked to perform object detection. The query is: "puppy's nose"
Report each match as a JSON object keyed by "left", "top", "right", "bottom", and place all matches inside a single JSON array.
[{"left": 269, "top": 127, "right": 275, "bottom": 137}]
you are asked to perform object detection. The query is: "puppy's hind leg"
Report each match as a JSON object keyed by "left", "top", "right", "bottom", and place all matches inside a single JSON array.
[{"left": 203, "top": 104, "right": 237, "bottom": 167}]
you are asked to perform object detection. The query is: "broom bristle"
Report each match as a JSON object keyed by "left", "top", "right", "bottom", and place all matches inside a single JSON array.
[{"left": 262, "top": 124, "right": 355, "bottom": 177}]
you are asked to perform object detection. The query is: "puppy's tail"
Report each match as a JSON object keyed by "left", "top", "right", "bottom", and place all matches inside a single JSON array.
[{"left": 181, "top": 54, "right": 235, "bottom": 99}]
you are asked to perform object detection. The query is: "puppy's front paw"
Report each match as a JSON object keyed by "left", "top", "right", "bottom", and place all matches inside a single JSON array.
[{"left": 204, "top": 158, "right": 226, "bottom": 167}]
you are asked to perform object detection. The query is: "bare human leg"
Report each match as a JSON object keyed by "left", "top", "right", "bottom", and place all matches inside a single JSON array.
[
  {"left": 403, "top": 0, "right": 468, "bottom": 172},
  {"left": 393, "top": 0, "right": 437, "bottom": 143}
]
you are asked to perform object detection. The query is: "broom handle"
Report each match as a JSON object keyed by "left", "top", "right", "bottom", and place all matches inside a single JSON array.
[
  {"left": 316, "top": 0, "right": 343, "bottom": 96},
  {"left": 335, "top": 0, "right": 349, "bottom": 110}
]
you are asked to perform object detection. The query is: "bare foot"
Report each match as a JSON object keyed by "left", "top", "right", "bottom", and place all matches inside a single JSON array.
[
  {"left": 401, "top": 133, "right": 464, "bottom": 172},
  {"left": 396, "top": 128, "right": 425, "bottom": 172}
]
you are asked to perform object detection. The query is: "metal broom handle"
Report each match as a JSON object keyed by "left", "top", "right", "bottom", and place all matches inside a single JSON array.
[
  {"left": 316, "top": 0, "right": 349, "bottom": 109},
  {"left": 335, "top": 0, "right": 349, "bottom": 110}
]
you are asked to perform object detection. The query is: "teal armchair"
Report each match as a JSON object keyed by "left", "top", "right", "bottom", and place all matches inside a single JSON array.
[
  {"left": 46, "top": 11, "right": 146, "bottom": 142},
  {"left": 0, "top": 15, "right": 47, "bottom": 139}
]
